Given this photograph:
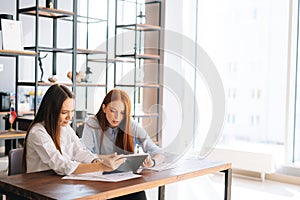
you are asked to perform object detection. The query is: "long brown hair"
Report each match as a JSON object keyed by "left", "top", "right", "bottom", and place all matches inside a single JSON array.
[
  {"left": 96, "top": 89, "right": 134, "bottom": 153},
  {"left": 24, "top": 84, "right": 74, "bottom": 170}
]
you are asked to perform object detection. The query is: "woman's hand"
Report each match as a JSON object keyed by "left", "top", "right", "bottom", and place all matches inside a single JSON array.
[
  {"left": 142, "top": 155, "right": 155, "bottom": 168},
  {"left": 73, "top": 153, "right": 126, "bottom": 174},
  {"left": 98, "top": 153, "right": 126, "bottom": 171},
  {"left": 98, "top": 153, "right": 117, "bottom": 161}
]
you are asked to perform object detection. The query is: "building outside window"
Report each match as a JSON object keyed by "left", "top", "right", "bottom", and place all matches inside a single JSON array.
[{"left": 197, "top": 0, "right": 289, "bottom": 165}]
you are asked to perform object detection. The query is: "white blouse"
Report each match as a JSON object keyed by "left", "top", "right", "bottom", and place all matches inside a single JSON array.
[{"left": 26, "top": 123, "right": 97, "bottom": 175}]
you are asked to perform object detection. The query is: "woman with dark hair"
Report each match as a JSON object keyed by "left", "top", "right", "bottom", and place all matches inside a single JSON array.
[
  {"left": 24, "top": 84, "right": 125, "bottom": 175},
  {"left": 81, "top": 89, "right": 165, "bottom": 200}
]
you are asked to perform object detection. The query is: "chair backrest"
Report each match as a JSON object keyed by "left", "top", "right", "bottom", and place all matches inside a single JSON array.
[
  {"left": 8, "top": 148, "right": 25, "bottom": 176},
  {"left": 76, "top": 124, "right": 84, "bottom": 138}
]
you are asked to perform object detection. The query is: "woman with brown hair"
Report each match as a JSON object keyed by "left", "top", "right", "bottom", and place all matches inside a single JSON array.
[
  {"left": 81, "top": 89, "right": 164, "bottom": 200},
  {"left": 24, "top": 84, "right": 125, "bottom": 175}
]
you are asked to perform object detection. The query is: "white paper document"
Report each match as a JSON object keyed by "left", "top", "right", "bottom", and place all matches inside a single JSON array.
[
  {"left": 144, "top": 163, "right": 176, "bottom": 172},
  {"left": 62, "top": 171, "right": 142, "bottom": 182}
]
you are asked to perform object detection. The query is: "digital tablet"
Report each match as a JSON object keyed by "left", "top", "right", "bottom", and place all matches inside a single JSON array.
[{"left": 116, "top": 154, "right": 148, "bottom": 173}]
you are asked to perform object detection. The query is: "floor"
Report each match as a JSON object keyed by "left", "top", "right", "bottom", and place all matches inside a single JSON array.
[
  {"left": 145, "top": 173, "right": 300, "bottom": 200},
  {"left": 212, "top": 173, "right": 300, "bottom": 200}
]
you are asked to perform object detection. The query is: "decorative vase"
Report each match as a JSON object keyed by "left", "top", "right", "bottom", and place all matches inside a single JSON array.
[{"left": 46, "top": 0, "right": 55, "bottom": 9}]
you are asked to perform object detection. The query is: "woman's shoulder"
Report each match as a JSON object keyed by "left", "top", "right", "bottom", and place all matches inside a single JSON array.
[
  {"left": 30, "top": 122, "right": 46, "bottom": 133},
  {"left": 62, "top": 125, "right": 77, "bottom": 137},
  {"left": 130, "top": 119, "right": 139, "bottom": 127},
  {"left": 130, "top": 119, "right": 147, "bottom": 137},
  {"left": 130, "top": 119, "right": 145, "bottom": 131},
  {"left": 27, "top": 122, "right": 49, "bottom": 140},
  {"left": 85, "top": 115, "right": 100, "bottom": 129}
]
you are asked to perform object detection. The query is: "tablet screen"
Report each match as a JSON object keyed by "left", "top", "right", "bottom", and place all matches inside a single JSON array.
[{"left": 117, "top": 154, "right": 148, "bottom": 173}]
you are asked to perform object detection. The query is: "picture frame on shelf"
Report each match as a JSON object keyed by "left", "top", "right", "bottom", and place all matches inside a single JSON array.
[
  {"left": 1, "top": 19, "right": 23, "bottom": 51},
  {"left": 0, "top": 14, "right": 14, "bottom": 50}
]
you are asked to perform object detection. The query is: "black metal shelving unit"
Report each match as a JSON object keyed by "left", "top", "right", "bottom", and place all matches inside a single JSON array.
[
  {"left": 0, "top": 50, "right": 37, "bottom": 118},
  {"left": 114, "top": 0, "right": 162, "bottom": 144},
  {"left": 14, "top": 0, "right": 109, "bottom": 130},
  {"left": 16, "top": 0, "right": 77, "bottom": 118},
  {"left": 75, "top": 0, "right": 109, "bottom": 118}
]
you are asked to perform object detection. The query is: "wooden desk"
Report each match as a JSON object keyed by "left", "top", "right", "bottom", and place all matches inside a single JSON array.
[
  {"left": 0, "top": 158, "right": 232, "bottom": 200},
  {"left": 0, "top": 130, "right": 26, "bottom": 155},
  {"left": 0, "top": 130, "right": 26, "bottom": 140}
]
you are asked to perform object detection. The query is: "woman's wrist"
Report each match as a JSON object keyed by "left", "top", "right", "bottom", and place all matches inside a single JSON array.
[
  {"left": 91, "top": 158, "right": 101, "bottom": 163},
  {"left": 151, "top": 158, "right": 156, "bottom": 167}
]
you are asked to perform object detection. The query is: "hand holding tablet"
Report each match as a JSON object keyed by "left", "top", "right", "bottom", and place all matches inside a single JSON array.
[
  {"left": 116, "top": 153, "right": 148, "bottom": 173},
  {"left": 98, "top": 153, "right": 127, "bottom": 171}
]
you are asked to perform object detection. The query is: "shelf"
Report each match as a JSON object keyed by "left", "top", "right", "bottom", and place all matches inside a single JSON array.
[
  {"left": 110, "top": 58, "right": 136, "bottom": 63},
  {"left": 136, "top": 54, "right": 160, "bottom": 59},
  {"left": 22, "top": 47, "right": 107, "bottom": 55},
  {"left": 16, "top": 82, "right": 107, "bottom": 87},
  {"left": 24, "top": 46, "right": 74, "bottom": 53},
  {"left": 133, "top": 112, "right": 159, "bottom": 118},
  {"left": 0, "top": 50, "right": 36, "bottom": 57},
  {"left": 117, "top": 0, "right": 161, "bottom": 4},
  {"left": 16, "top": 82, "right": 36, "bottom": 86},
  {"left": 136, "top": 83, "right": 160, "bottom": 88},
  {"left": 73, "top": 83, "right": 106, "bottom": 87},
  {"left": 18, "top": 6, "right": 74, "bottom": 18},
  {"left": 87, "top": 58, "right": 108, "bottom": 63},
  {"left": 77, "top": 15, "right": 107, "bottom": 24},
  {"left": 115, "top": 83, "right": 160, "bottom": 88},
  {"left": 116, "top": 53, "right": 160, "bottom": 60},
  {"left": 87, "top": 58, "right": 137, "bottom": 63},
  {"left": 18, "top": 110, "right": 34, "bottom": 116},
  {"left": 17, "top": 115, "right": 34, "bottom": 121},
  {"left": 77, "top": 48, "right": 107, "bottom": 55},
  {"left": 116, "top": 23, "right": 161, "bottom": 31}
]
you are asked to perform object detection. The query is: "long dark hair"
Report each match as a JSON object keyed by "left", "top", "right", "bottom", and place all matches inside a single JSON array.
[
  {"left": 96, "top": 89, "right": 134, "bottom": 153},
  {"left": 23, "top": 84, "right": 74, "bottom": 170}
]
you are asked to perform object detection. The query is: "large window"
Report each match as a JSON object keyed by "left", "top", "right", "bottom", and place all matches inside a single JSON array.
[
  {"left": 293, "top": 0, "right": 300, "bottom": 165},
  {"left": 163, "top": 0, "right": 295, "bottom": 167},
  {"left": 75, "top": 0, "right": 300, "bottom": 168},
  {"left": 197, "top": 0, "right": 290, "bottom": 164}
]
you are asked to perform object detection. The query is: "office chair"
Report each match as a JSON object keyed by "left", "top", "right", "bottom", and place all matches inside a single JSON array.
[
  {"left": 5, "top": 148, "right": 25, "bottom": 199},
  {"left": 76, "top": 124, "right": 84, "bottom": 138},
  {"left": 8, "top": 148, "right": 25, "bottom": 176}
]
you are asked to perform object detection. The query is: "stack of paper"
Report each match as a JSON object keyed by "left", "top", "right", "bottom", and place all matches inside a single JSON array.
[{"left": 62, "top": 171, "right": 142, "bottom": 182}]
